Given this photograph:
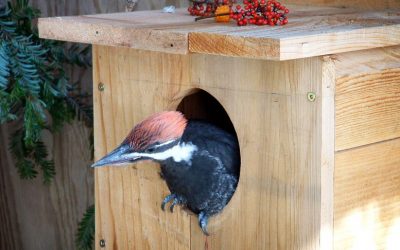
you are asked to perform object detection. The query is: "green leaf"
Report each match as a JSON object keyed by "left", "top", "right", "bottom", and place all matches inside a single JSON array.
[
  {"left": 9, "top": 130, "right": 38, "bottom": 179},
  {"left": 0, "top": 42, "right": 10, "bottom": 89},
  {"left": 2, "top": 0, "right": 93, "bottom": 185},
  {"left": 76, "top": 205, "right": 95, "bottom": 250},
  {"left": 40, "top": 159, "right": 55, "bottom": 184},
  {"left": 16, "top": 158, "right": 38, "bottom": 179},
  {"left": 23, "top": 99, "right": 45, "bottom": 146}
]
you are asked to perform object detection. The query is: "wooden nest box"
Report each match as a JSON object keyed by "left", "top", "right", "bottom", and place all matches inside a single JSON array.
[{"left": 39, "top": 3, "right": 400, "bottom": 250}]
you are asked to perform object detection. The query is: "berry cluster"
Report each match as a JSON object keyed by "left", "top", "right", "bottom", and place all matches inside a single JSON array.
[
  {"left": 189, "top": 0, "right": 289, "bottom": 26},
  {"left": 231, "top": 0, "right": 288, "bottom": 26},
  {"left": 188, "top": 0, "right": 237, "bottom": 17}
]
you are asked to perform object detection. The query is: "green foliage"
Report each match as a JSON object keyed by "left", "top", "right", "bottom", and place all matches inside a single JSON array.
[
  {"left": 0, "top": 0, "right": 92, "bottom": 184},
  {"left": 76, "top": 204, "right": 95, "bottom": 250}
]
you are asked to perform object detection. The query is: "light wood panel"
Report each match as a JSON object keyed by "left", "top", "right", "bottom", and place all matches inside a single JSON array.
[
  {"left": 39, "top": 6, "right": 400, "bottom": 60},
  {"left": 335, "top": 46, "right": 400, "bottom": 151},
  {"left": 93, "top": 45, "right": 193, "bottom": 250},
  {"left": 335, "top": 46, "right": 400, "bottom": 78},
  {"left": 334, "top": 138, "right": 400, "bottom": 250},
  {"left": 93, "top": 45, "right": 335, "bottom": 249}
]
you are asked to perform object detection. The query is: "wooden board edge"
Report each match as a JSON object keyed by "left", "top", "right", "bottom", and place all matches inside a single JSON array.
[
  {"left": 280, "top": 25, "right": 400, "bottom": 61},
  {"left": 188, "top": 32, "right": 281, "bottom": 60},
  {"left": 38, "top": 17, "right": 189, "bottom": 55},
  {"left": 92, "top": 44, "right": 101, "bottom": 250},
  {"left": 320, "top": 56, "right": 336, "bottom": 250},
  {"left": 333, "top": 46, "right": 400, "bottom": 78}
]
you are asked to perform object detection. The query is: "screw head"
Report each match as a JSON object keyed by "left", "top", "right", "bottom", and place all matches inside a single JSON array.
[
  {"left": 307, "top": 92, "right": 316, "bottom": 102},
  {"left": 99, "top": 239, "right": 106, "bottom": 248},
  {"left": 98, "top": 83, "right": 105, "bottom": 92}
]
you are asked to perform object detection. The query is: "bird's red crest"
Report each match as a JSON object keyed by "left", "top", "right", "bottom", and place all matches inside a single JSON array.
[{"left": 124, "top": 111, "right": 187, "bottom": 151}]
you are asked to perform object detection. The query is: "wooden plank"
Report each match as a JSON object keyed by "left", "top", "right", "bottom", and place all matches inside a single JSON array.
[
  {"left": 334, "top": 138, "right": 400, "bottom": 250},
  {"left": 335, "top": 67, "right": 400, "bottom": 151},
  {"left": 0, "top": 124, "right": 21, "bottom": 250},
  {"left": 38, "top": 12, "right": 190, "bottom": 54},
  {"left": 320, "top": 56, "right": 336, "bottom": 250},
  {"left": 92, "top": 44, "right": 336, "bottom": 249},
  {"left": 39, "top": 6, "right": 400, "bottom": 60},
  {"left": 93, "top": 45, "right": 192, "bottom": 250},
  {"left": 284, "top": 0, "right": 400, "bottom": 10},
  {"left": 335, "top": 46, "right": 400, "bottom": 78},
  {"left": 0, "top": 122, "right": 94, "bottom": 250},
  {"left": 30, "top": 0, "right": 187, "bottom": 16},
  {"left": 188, "top": 50, "right": 332, "bottom": 250}
]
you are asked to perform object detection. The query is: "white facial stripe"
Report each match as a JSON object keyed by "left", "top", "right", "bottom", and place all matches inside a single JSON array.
[
  {"left": 126, "top": 142, "right": 197, "bottom": 163},
  {"left": 152, "top": 139, "right": 176, "bottom": 149}
]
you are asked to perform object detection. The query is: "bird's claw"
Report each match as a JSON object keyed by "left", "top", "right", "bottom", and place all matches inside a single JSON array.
[
  {"left": 161, "top": 194, "right": 186, "bottom": 213},
  {"left": 198, "top": 212, "right": 209, "bottom": 236},
  {"left": 169, "top": 198, "right": 178, "bottom": 213},
  {"left": 161, "top": 194, "right": 175, "bottom": 211}
]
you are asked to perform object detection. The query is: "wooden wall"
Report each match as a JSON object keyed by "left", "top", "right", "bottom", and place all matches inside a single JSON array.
[{"left": 333, "top": 46, "right": 400, "bottom": 250}]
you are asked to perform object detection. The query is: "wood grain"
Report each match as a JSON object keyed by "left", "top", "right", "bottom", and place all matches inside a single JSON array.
[
  {"left": 335, "top": 46, "right": 400, "bottom": 78},
  {"left": 320, "top": 56, "right": 336, "bottom": 250},
  {"left": 0, "top": 124, "right": 21, "bottom": 250},
  {"left": 0, "top": 122, "right": 94, "bottom": 250},
  {"left": 335, "top": 68, "right": 400, "bottom": 151},
  {"left": 334, "top": 138, "right": 400, "bottom": 250},
  {"left": 93, "top": 45, "right": 335, "bottom": 249},
  {"left": 93, "top": 45, "right": 192, "bottom": 250},
  {"left": 39, "top": 6, "right": 400, "bottom": 60},
  {"left": 284, "top": 0, "right": 400, "bottom": 10},
  {"left": 30, "top": 0, "right": 187, "bottom": 16}
]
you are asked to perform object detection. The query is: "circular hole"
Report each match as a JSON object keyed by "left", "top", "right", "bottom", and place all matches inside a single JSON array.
[
  {"left": 176, "top": 89, "right": 241, "bottom": 219},
  {"left": 177, "top": 89, "right": 237, "bottom": 135},
  {"left": 170, "top": 43, "right": 174, "bottom": 47}
]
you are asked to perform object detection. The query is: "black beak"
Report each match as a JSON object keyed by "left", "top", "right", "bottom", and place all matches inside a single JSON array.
[{"left": 91, "top": 144, "right": 139, "bottom": 168}]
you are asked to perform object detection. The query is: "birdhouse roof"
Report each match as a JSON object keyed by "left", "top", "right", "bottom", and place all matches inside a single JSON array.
[{"left": 38, "top": 5, "right": 400, "bottom": 61}]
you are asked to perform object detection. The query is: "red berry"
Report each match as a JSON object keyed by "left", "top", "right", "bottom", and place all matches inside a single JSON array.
[{"left": 236, "top": 5, "right": 241, "bottom": 10}]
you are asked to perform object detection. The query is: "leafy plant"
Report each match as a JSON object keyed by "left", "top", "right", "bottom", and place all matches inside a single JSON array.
[
  {"left": 0, "top": 0, "right": 91, "bottom": 184},
  {"left": 76, "top": 205, "right": 95, "bottom": 250}
]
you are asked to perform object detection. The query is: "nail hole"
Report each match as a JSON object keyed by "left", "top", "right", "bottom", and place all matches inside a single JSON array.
[
  {"left": 170, "top": 43, "right": 174, "bottom": 47},
  {"left": 99, "top": 239, "right": 106, "bottom": 248},
  {"left": 307, "top": 92, "right": 316, "bottom": 102},
  {"left": 98, "top": 82, "right": 105, "bottom": 91}
]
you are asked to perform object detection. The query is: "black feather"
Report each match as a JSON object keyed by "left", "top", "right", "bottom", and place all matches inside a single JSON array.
[{"left": 160, "top": 120, "right": 240, "bottom": 218}]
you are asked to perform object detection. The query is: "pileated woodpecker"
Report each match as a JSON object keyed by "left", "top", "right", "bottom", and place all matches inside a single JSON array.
[{"left": 92, "top": 111, "right": 240, "bottom": 235}]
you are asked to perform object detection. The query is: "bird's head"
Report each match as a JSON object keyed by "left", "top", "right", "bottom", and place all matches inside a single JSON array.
[{"left": 92, "top": 111, "right": 188, "bottom": 168}]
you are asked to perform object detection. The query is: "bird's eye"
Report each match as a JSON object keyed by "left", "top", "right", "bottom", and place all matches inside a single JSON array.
[{"left": 146, "top": 147, "right": 156, "bottom": 153}]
